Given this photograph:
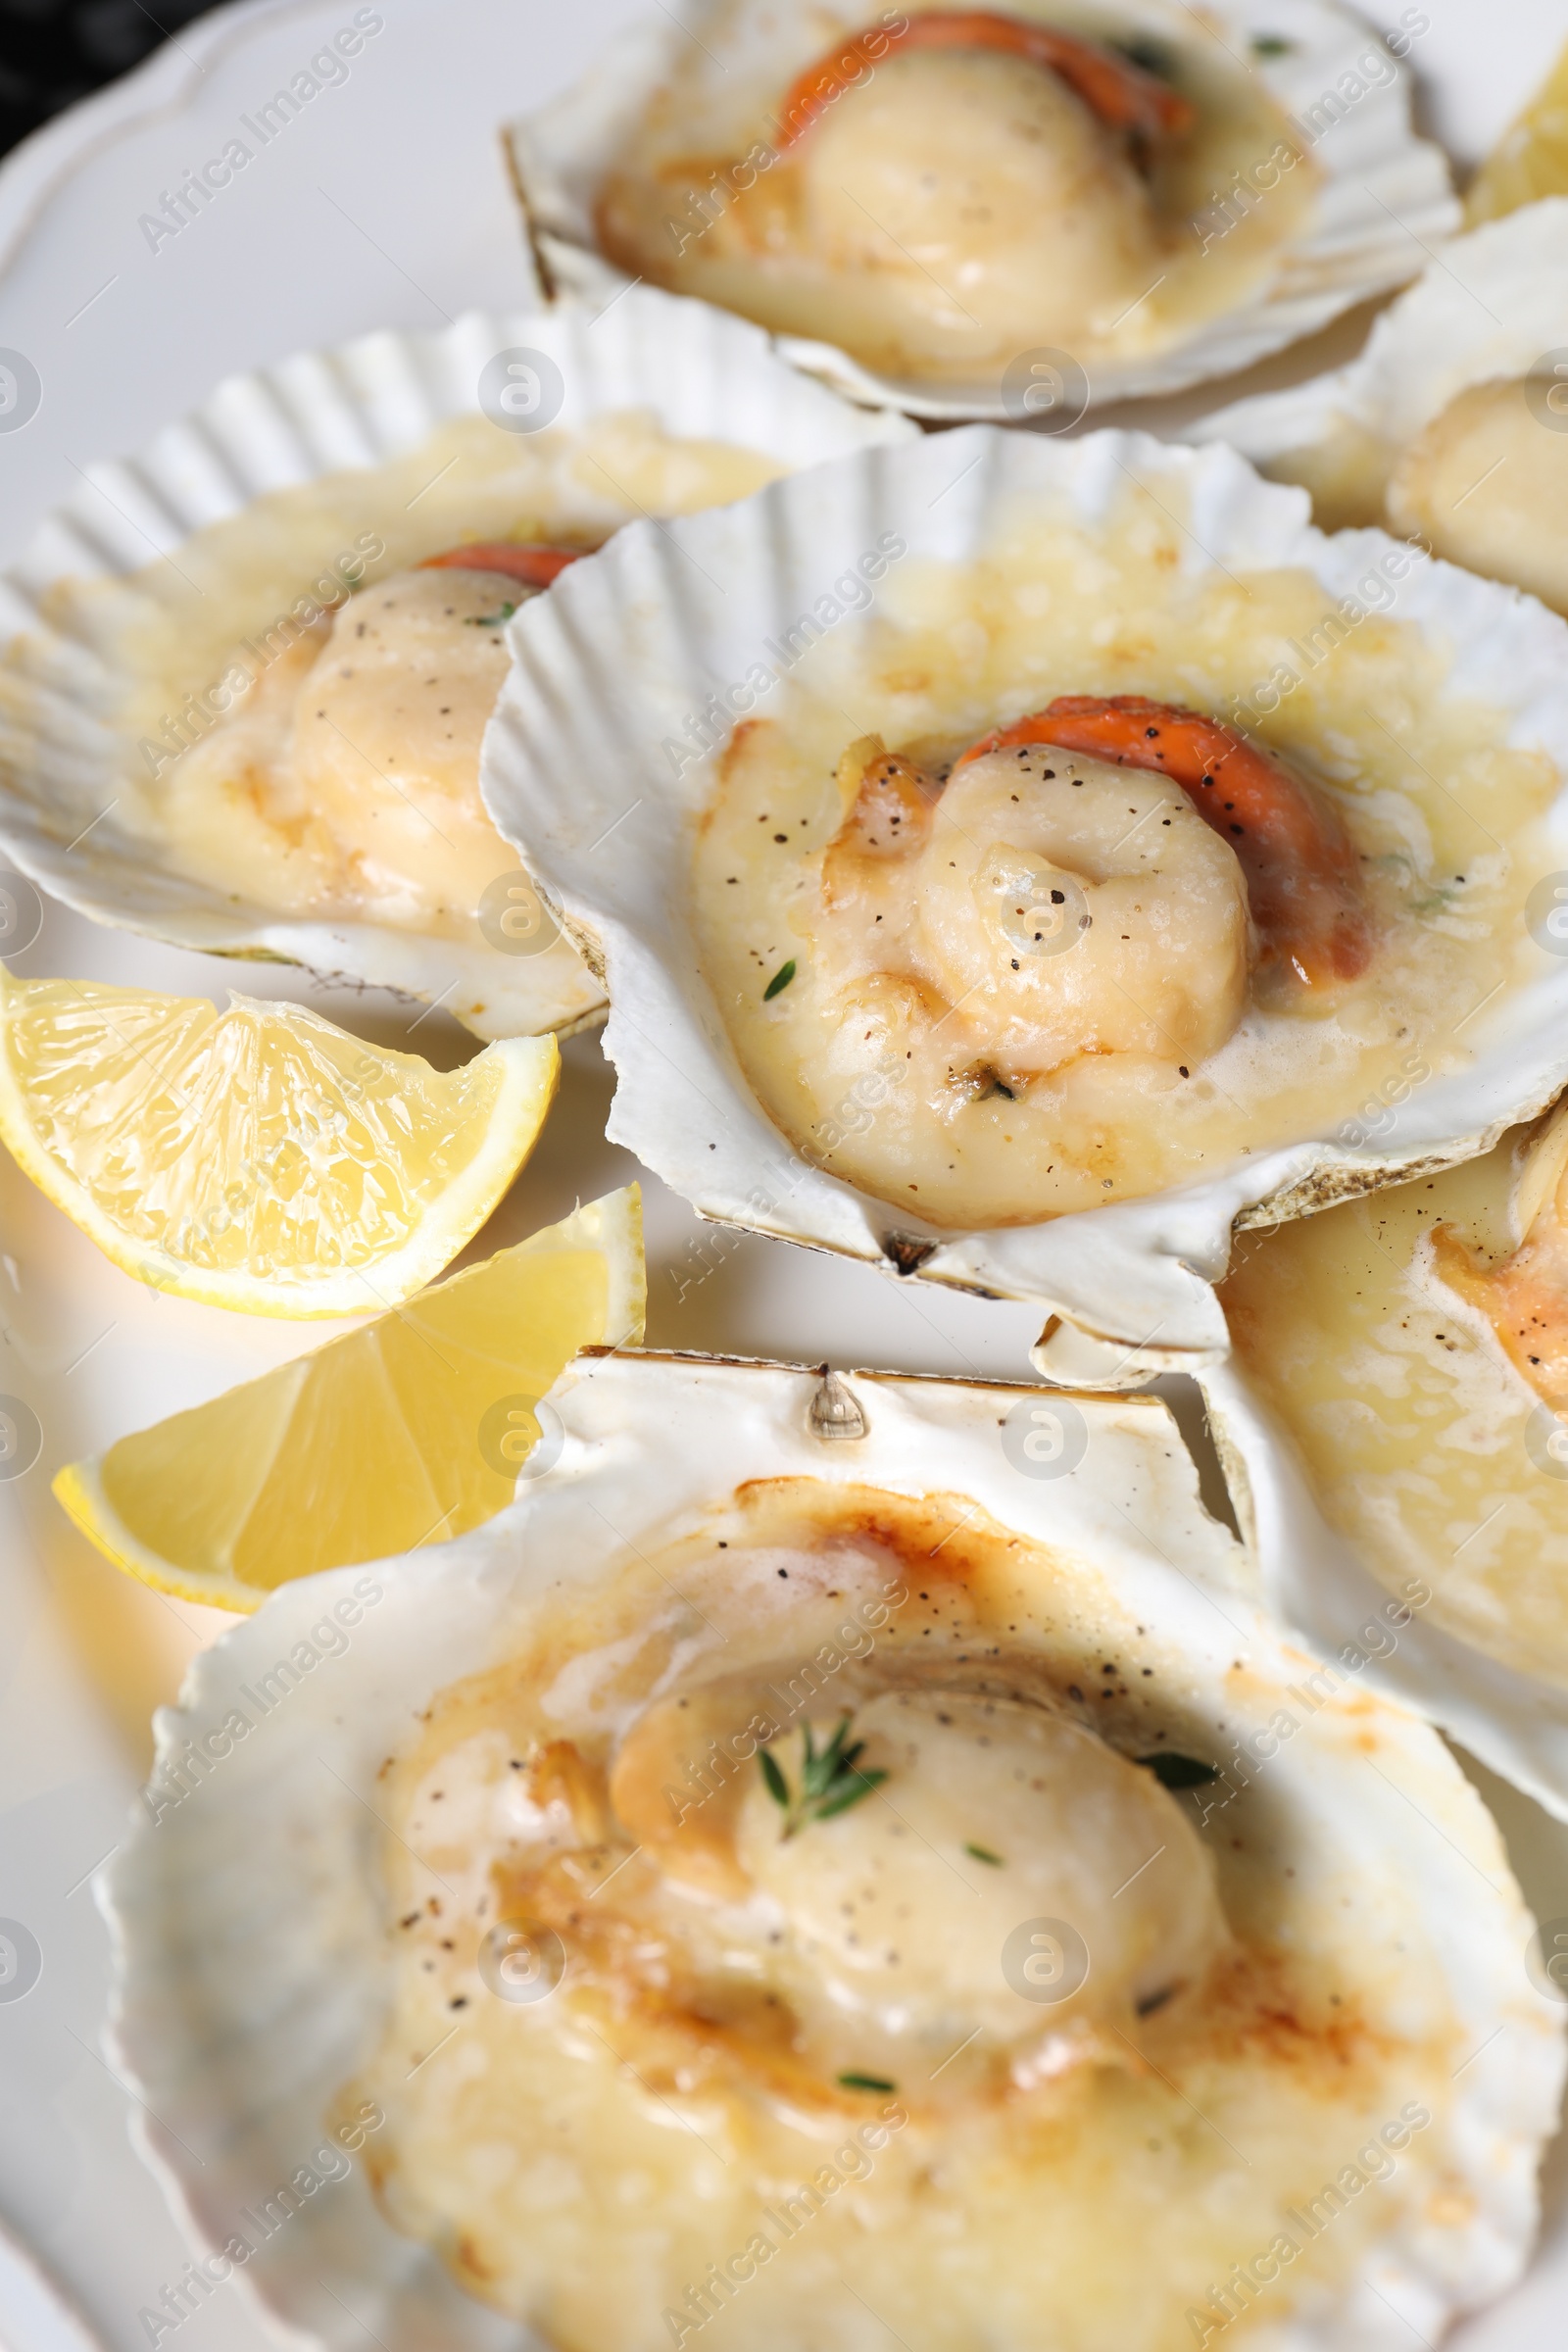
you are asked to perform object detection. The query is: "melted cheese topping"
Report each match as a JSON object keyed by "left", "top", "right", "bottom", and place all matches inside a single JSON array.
[
  {"left": 1222, "top": 1114, "right": 1568, "bottom": 1688},
  {"left": 695, "top": 487, "right": 1557, "bottom": 1226},
  {"left": 595, "top": 8, "right": 1313, "bottom": 384},
  {"left": 96, "top": 412, "right": 780, "bottom": 941},
  {"left": 345, "top": 1481, "right": 1457, "bottom": 2350}
]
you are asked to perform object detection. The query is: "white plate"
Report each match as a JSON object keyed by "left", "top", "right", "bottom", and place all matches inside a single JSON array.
[{"left": 0, "top": 4, "right": 1565, "bottom": 2349}]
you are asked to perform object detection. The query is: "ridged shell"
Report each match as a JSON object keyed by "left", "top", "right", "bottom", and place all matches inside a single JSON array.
[
  {"left": 1194, "top": 197, "right": 1568, "bottom": 472},
  {"left": 1200, "top": 1349, "right": 1568, "bottom": 1825},
  {"left": 0, "top": 288, "right": 914, "bottom": 1040},
  {"left": 506, "top": 0, "right": 1457, "bottom": 420},
  {"left": 99, "top": 1352, "right": 1562, "bottom": 2350},
  {"left": 482, "top": 424, "right": 1568, "bottom": 1385}
]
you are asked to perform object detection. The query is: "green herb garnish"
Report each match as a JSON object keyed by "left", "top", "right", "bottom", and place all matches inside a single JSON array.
[
  {"left": 838, "top": 2071, "right": 897, "bottom": 2092},
  {"left": 466, "top": 601, "right": 518, "bottom": 628},
  {"left": 763, "top": 958, "right": 797, "bottom": 1002},
  {"left": 964, "top": 1842, "right": 1004, "bottom": 1866},
  {"left": 760, "top": 1713, "right": 887, "bottom": 1838},
  {"left": 1250, "top": 33, "right": 1292, "bottom": 57},
  {"left": 1112, "top": 34, "right": 1176, "bottom": 77},
  {"left": 1137, "top": 1752, "right": 1219, "bottom": 1789}
]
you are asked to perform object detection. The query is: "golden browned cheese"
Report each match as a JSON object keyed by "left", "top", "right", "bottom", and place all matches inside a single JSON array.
[
  {"left": 1429, "top": 1224, "right": 1568, "bottom": 1418},
  {"left": 343, "top": 1479, "right": 1459, "bottom": 2350}
]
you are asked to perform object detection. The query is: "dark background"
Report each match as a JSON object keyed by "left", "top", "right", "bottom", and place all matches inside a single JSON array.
[{"left": 0, "top": 0, "right": 205, "bottom": 159}]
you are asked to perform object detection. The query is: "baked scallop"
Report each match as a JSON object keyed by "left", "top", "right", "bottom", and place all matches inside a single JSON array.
[
  {"left": 508, "top": 0, "right": 1457, "bottom": 417},
  {"left": 1195, "top": 198, "right": 1568, "bottom": 605},
  {"left": 0, "top": 290, "right": 912, "bottom": 1040},
  {"left": 102, "top": 1354, "right": 1563, "bottom": 2351},
  {"left": 483, "top": 426, "right": 1568, "bottom": 1381}
]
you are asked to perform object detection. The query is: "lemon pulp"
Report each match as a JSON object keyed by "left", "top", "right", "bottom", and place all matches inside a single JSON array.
[
  {"left": 53, "top": 1186, "right": 643, "bottom": 1608},
  {"left": 0, "top": 966, "right": 559, "bottom": 1314}
]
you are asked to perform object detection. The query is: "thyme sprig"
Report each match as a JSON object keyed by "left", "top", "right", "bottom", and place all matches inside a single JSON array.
[{"left": 760, "top": 1713, "right": 886, "bottom": 1838}]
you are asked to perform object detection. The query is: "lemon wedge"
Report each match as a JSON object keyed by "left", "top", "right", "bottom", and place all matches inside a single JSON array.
[
  {"left": 0, "top": 966, "right": 559, "bottom": 1315},
  {"left": 53, "top": 1186, "right": 643, "bottom": 1609},
  {"left": 1466, "top": 38, "right": 1568, "bottom": 222}
]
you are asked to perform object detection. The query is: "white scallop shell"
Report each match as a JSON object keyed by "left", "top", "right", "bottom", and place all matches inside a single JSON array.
[
  {"left": 506, "top": 0, "right": 1457, "bottom": 422},
  {"left": 1193, "top": 197, "right": 1568, "bottom": 471},
  {"left": 481, "top": 423, "right": 1568, "bottom": 1385},
  {"left": 0, "top": 289, "right": 914, "bottom": 1041},
  {"left": 98, "top": 1351, "right": 1562, "bottom": 2351},
  {"left": 1200, "top": 1350, "right": 1568, "bottom": 1825}
]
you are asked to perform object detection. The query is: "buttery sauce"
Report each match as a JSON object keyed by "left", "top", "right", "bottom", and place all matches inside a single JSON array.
[
  {"left": 695, "top": 479, "right": 1556, "bottom": 1227},
  {"left": 347, "top": 1479, "right": 1455, "bottom": 2352},
  {"left": 596, "top": 1, "right": 1315, "bottom": 385},
  {"left": 1222, "top": 1125, "right": 1568, "bottom": 1689}
]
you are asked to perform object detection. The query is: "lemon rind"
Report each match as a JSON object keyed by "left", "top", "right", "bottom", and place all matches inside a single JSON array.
[
  {"left": 52, "top": 1457, "right": 270, "bottom": 1613},
  {"left": 52, "top": 1184, "right": 645, "bottom": 1609}
]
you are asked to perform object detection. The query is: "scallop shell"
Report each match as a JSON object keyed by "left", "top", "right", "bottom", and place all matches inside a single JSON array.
[
  {"left": 99, "top": 1351, "right": 1562, "bottom": 2351},
  {"left": 0, "top": 289, "right": 913, "bottom": 1041},
  {"left": 1193, "top": 198, "right": 1568, "bottom": 481},
  {"left": 505, "top": 0, "right": 1457, "bottom": 422},
  {"left": 481, "top": 423, "right": 1568, "bottom": 1385},
  {"left": 1200, "top": 1347, "right": 1568, "bottom": 1825}
]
